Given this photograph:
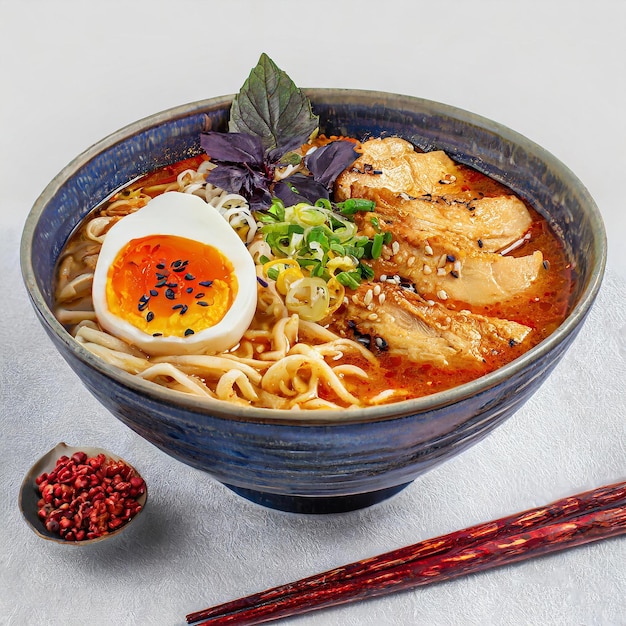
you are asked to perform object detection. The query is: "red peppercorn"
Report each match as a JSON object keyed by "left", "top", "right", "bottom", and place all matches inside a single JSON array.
[{"left": 34, "top": 451, "right": 145, "bottom": 542}]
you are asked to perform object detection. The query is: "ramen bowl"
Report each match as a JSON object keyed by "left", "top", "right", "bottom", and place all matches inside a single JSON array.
[{"left": 20, "top": 90, "right": 606, "bottom": 514}]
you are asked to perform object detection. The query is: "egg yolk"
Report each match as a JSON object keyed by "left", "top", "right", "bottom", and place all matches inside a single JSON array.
[{"left": 106, "top": 234, "right": 238, "bottom": 338}]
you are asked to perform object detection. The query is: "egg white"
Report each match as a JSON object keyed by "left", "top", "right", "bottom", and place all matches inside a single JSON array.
[{"left": 92, "top": 191, "right": 257, "bottom": 356}]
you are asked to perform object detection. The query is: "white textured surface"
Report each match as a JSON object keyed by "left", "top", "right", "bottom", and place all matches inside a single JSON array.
[{"left": 1, "top": 2, "right": 625, "bottom": 625}]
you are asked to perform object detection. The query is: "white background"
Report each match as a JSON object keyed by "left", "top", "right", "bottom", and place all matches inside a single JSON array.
[{"left": 1, "top": 1, "right": 625, "bottom": 625}]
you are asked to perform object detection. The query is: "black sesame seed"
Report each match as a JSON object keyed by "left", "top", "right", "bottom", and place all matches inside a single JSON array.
[
  {"left": 172, "top": 266, "right": 187, "bottom": 273},
  {"left": 197, "top": 301, "right": 209, "bottom": 307},
  {"left": 171, "top": 260, "right": 182, "bottom": 268},
  {"left": 477, "top": 239, "right": 484, "bottom": 248},
  {"left": 184, "top": 273, "right": 195, "bottom": 281},
  {"left": 156, "top": 263, "right": 165, "bottom": 269},
  {"left": 180, "top": 305, "right": 188, "bottom": 315},
  {"left": 543, "top": 260, "right": 550, "bottom": 270},
  {"left": 450, "top": 270, "right": 459, "bottom": 278},
  {"left": 146, "top": 311, "right": 154, "bottom": 322},
  {"left": 149, "top": 289, "right": 158, "bottom": 297},
  {"left": 199, "top": 280, "right": 213, "bottom": 287},
  {"left": 165, "top": 289, "right": 175, "bottom": 300},
  {"left": 257, "top": 277, "right": 268, "bottom": 288},
  {"left": 509, "top": 339, "right": 517, "bottom": 347},
  {"left": 155, "top": 280, "right": 167, "bottom": 288},
  {"left": 446, "top": 254, "right": 456, "bottom": 263},
  {"left": 156, "top": 273, "right": 168, "bottom": 280},
  {"left": 186, "top": 287, "right": 193, "bottom": 294},
  {"left": 166, "top": 282, "right": 178, "bottom": 288},
  {"left": 356, "top": 334, "right": 371, "bottom": 348},
  {"left": 375, "top": 336, "right": 389, "bottom": 351},
  {"left": 152, "top": 332, "right": 163, "bottom": 337},
  {"left": 194, "top": 292, "right": 205, "bottom": 299},
  {"left": 172, "top": 304, "right": 184, "bottom": 310},
  {"left": 184, "top": 328, "right": 194, "bottom": 336}
]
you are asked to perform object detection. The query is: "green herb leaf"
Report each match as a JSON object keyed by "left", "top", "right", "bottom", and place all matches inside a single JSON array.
[{"left": 229, "top": 53, "right": 319, "bottom": 153}]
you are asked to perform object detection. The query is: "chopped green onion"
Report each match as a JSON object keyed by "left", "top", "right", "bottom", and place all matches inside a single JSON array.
[
  {"left": 371, "top": 233, "right": 384, "bottom": 259},
  {"left": 337, "top": 198, "right": 376, "bottom": 215},
  {"left": 359, "top": 262, "right": 375, "bottom": 281},
  {"left": 335, "top": 271, "right": 361, "bottom": 290},
  {"left": 314, "top": 198, "right": 332, "bottom": 210}
]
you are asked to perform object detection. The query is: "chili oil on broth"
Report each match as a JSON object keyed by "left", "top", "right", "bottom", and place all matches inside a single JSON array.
[{"left": 52, "top": 150, "right": 573, "bottom": 410}]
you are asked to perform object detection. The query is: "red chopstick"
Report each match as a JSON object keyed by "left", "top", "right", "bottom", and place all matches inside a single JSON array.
[{"left": 186, "top": 481, "right": 626, "bottom": 625}]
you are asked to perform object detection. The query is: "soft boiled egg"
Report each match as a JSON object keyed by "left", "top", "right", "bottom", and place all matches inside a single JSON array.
[{"left": 92, "top": 191, "right": 257, "bottom": 356}]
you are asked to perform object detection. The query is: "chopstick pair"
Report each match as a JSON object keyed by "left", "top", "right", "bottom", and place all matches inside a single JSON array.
[{"left": 186, "top": 480, "right": 626, "bottom": 625}]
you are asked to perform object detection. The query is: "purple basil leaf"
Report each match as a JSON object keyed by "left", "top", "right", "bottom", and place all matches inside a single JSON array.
[
  {"left": 274, "top": 174, "right": 330, "bottom": 206},
  {"left": 205, "top": 164, "right": 252, "bottom": 195},
  {"left": 229, "top": 53, "right": 319, "bottom": 153},
  {"left": 266, "top": 134, "right": 310, "bottom": 164},
  {"left": 248, "top": 186, "right": 274, "bottom": 211},
  {"left": 305, "top": 140, "right": 359, "bottom": 189},
  {"left": 200, "top": 131, "right": 264, "bottom": 165},
  {"left": 241, "top": 168, "right": 271, "bottom": 198}
]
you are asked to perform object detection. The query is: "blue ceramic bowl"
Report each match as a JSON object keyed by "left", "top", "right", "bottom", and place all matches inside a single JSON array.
[{"left": 20, "top": 90, "right": 606, "bottom": 513}]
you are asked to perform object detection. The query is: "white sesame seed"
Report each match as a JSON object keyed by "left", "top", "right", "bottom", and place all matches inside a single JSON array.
[
  {"left": 351, "top": 294, "right": 359, "bottom": 305},
  {"left": 438, "top": 254, "right": 448, "bottom": 268},
  {"left": 423, "top": 264, "right": 432, "bottom": 275},
  {"left": 437, "top": 289, "right": 448, "bottom": 300},
  {"left": 391, "top": 241, "right": 400, "bottom": 255},
  {"left": 427, "top": 300, "right": 435, "bottom": 306},
  {"left": 367, "top": 313, "right": 378, "bottom": 321},
  {"left": 407, "top": 255, "right": 415, "bottom": 267},
  {"left": 378, "top": 293, "right": 386, "bottom": 304},
  {"left": 454, "top": 260, "right": 462, "bottom": 273},
  {"left": 373, "top": 284, "right": 381, "bottom": 296},
  {"left": 437, "top": 267, "right": 447, "bottom": 276},
  {"left": 367, "top": 303, "right": 374, "bottom": 311},
  {"left": 364, "top": 289, "right": 373, "bottom": 305},
  {"left": 424, "top": 245, "right": 433, "bottom": 256},
  {"left": 380, "top": 274, "right": 387, "bottom": 282}
]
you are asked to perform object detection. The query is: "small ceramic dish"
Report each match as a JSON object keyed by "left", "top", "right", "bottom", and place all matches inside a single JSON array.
[{"left": 19, "top": 442, "right": 147, "bottom": 544}]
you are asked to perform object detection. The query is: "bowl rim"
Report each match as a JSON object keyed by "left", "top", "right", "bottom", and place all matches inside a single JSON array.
[{"left": 20, "top": 88, "right": 608, "bottom": 426}]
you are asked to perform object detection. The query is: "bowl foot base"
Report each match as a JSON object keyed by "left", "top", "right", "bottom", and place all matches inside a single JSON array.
[{"left": 222, "top": 482, "right": 412, "bottom": 514}]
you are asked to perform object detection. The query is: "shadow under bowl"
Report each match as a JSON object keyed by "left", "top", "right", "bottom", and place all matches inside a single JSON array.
[{"left": 20, "top": 90, "right": 606, "bottom": 514}]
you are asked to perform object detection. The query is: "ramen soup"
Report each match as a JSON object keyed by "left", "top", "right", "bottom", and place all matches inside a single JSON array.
[{"left": 54, "top": 136, "right": 573, "bottom": 410}]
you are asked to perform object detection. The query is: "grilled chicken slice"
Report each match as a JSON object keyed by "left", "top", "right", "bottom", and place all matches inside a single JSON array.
[
  {"left": 338, "top": 142, "right": 534, "bottom": 253},
  {"left": 341, "top": 283, "right": 531, "bottom": 367},
  {"left": 336, "top": 137, "right": 475, "bottom": 200},
  {"left": 334, "top": 137, "right": 544, "bottom": 307}
]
